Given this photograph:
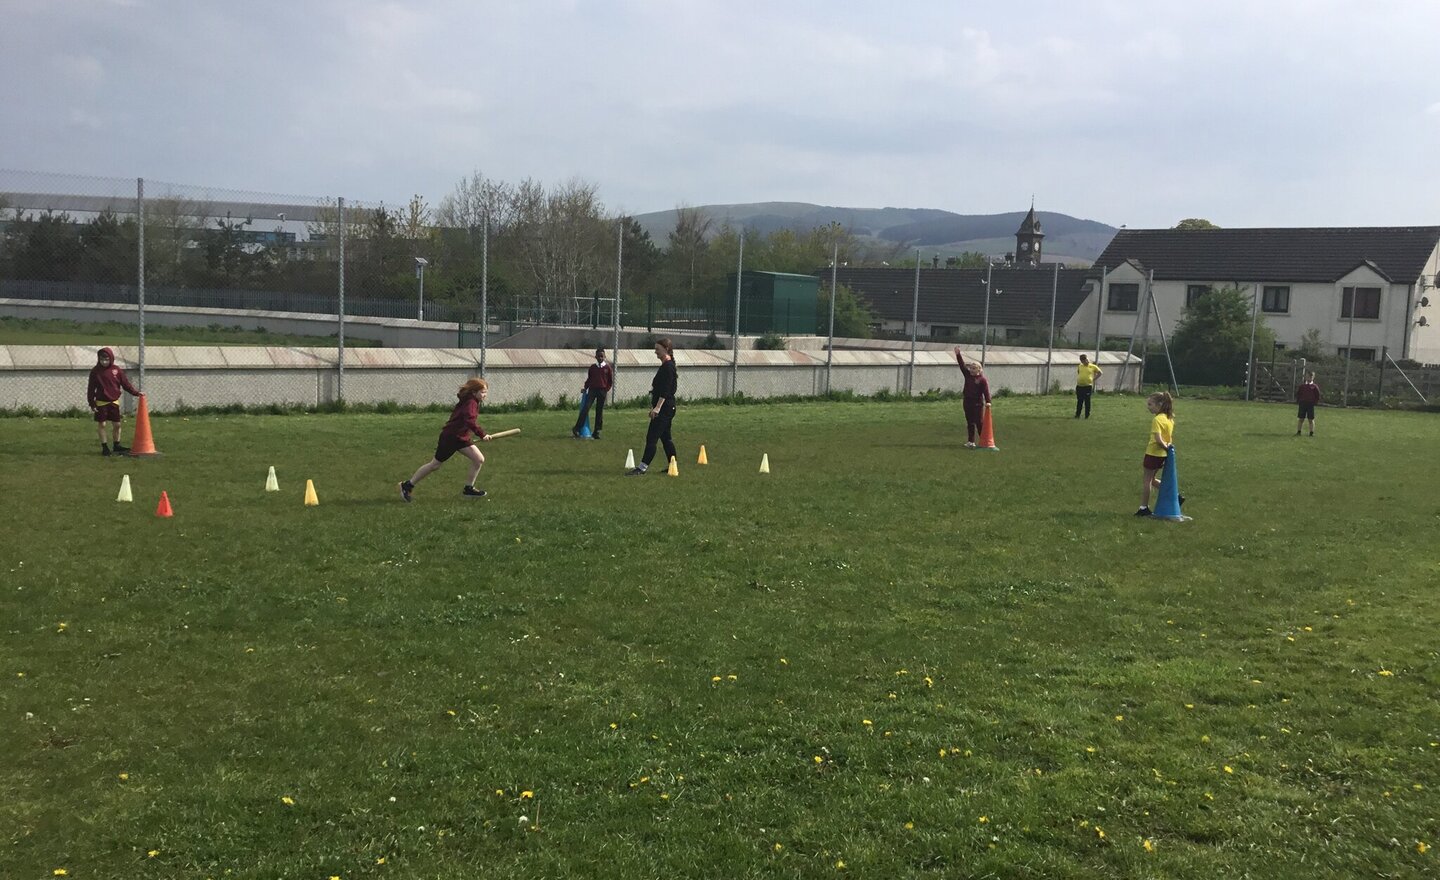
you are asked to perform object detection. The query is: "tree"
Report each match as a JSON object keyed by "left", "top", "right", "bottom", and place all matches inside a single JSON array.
[
  {"left": 1168, "top": 285, "right": 1274, "bottom": 385},
  {"left": 816, "top": 283, "right": 876, "bottom": 339},
  {"left": 1174, "top": 218, "right": 1219, "bottom": 230}
]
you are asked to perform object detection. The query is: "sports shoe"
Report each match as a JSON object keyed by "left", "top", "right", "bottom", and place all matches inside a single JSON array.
[
  {"left": 462, "top": 485, "right": 487, "bottom": 498},
  {"left": 1134, "top": 506, "right": 1152, "bottom": 517},
  {"left": 101, "top": 443, "right": 112, "bottom": 457},
  {"left": 591, "top": 432, "right": 601, "bottom": 440},
  {"left": 625, "top": 467, "right": 647, "bottom": 476},
  {"left": 113, "top": 442, "right": 128, "bottom": 453},
  {"left": 572, "top": 428, "right": 580, "bottom": 439},
  {"left": 964, "top": 441, "right": 977, "bottom": 448},
  {"left": 398, "top": 480, "right": 414, "bottom": 502}
]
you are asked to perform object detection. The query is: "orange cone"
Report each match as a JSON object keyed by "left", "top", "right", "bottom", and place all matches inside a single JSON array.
[
  {"left": 977, "top": 406, "right": 998, "bottom": 451},
  {"left": 127, "top": 395, "right": 161, "bottom": 457},
  {"left": 155, "top": 490, "right": 173, "bottom": 518}
]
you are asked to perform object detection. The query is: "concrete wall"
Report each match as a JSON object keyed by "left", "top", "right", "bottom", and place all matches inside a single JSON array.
[{"left": 0, "top": 345, "right": 1140, "bottom": 413}]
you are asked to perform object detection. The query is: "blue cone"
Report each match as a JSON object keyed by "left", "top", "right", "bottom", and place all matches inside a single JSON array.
[
  {"left": 1152, "top": 447, "right": 1189, "bottom": 522},
  {"left": 578, "top": 421, "right": 592, "bottom": 438},
  {"left": 576, "top": 390, "right": 592, "bottom": 438}
]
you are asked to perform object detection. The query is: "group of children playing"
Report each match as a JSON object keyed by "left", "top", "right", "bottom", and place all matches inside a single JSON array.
[{"left": 84, "top": 344, "right": 1327, "bottom": 511}]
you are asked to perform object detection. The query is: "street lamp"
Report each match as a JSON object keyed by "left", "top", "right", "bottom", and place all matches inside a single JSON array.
[{"left": 414, "top": 257, "right": 429, "bottom": 321}]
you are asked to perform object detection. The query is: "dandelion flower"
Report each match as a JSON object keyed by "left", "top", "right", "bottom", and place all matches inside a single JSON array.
[
  {"left": 1414, "top": 783, "right": 1424, "bottom": 791},
  {"left": 1114, "top": 715, "right": 1124, "bottom": 722},
  {"left": 53, "top": 871, "right": 68, "bottom": 877},
  {"left": 904, "top": 821, "right": 914, "bottom": 830},
  {"left": 494, "top": 789, "right": 503, "bottom": 796},
  {"left": 1095, "top": 826, "right": 1106, "bottom": 840},
  {"left": 1085, "top": 746, "right": 1097, "bottom": 754},
  {"left": 1378, "top": 669, "right": 1395, "bottom": 677},
  {"left": 447, "top": 709, "right": 456, "bottom": 716},
  {"left": 376, "top": 857, "right": 387, "bottom": 865},
  {"left": 148, "top": 850, "right": 159, "bottom": 858},
  {"left": 779, "top": 658, "right": 788, "bottom": 665},
  {"left": 1417, "top": 841, "right": 1429, "bottom": 854},
  {"left": 978, "top": 816, "right": 988, "bottom": 824},
  {"left": 1203, "top": 791, "right": 1214, "bottom": 801},
  {"left": 726, "top": 674, "right": 737, "bottom": 681},
  {"left": 609, "top": 723, "right": 617, "bottom": 730},
  {"left": 281, "top": 796, "right": 295, "bottom": 806},
  {"left": 118, "top": 772, "right": 128, "bottom": 781},
  {"left": 520, "top": 790, "right": 533, "bottom": 799},
  {"left": 923, "top": 676, "right": 933, "bottom": 688},
  {"left": 774, "top": 842, "right": 783, "bottom": 852},
  {"left": 660, "top": 793, "right": 670, "bottom": 800},
  {"left": 939, "top": 748, "right": 946, "bottom": 758},
  {"left": 1143, "top": 838, "right": 1155, "bottom": 853},
  {"left": 1223, "top": 765, "right": 1234, "bottom": 774},
  {"left": 711, "top": 676, "right": 722, "bottom": 682},
  {"left": 835, "top": 859, "right": 846, "bottom": 869},
  {"left": 639, "top": 776, "right": 650, "bottom": 784},
  {"left": 814, "top": 756, "right": 824, "bottom": 764},
  {"left": 1184, "top": 703, "right": 1194, "bottom": 710},
  {"left": 862, "top": 719, "right": 872, "bottom": 727}
]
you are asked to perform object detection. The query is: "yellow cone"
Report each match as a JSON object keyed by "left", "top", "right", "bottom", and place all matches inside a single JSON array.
[
  {"left": 667, "top": 456, "right": 679, "bottom": 477},
  {"left": 698, "top": 445, "right": 709, "bottom": 465},
  {"left": 759, "top": 453, "right": 770, "bottom": 474},
  {"left": 117, "top": 474, "right": 133, "bottom": 503},
  {"left": 303, "top": 479, "right": 319, "bottom": 507},
  {"left": 265, "top": 466, "right": 279, "bottom": 492}
]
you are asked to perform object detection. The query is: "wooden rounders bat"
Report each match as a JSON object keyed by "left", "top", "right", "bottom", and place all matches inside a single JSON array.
[{"left": 486, "top": 428, "right": 522, "bottom": 439}]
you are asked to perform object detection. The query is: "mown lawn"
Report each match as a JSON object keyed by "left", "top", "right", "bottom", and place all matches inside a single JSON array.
[
  {"left": 0, "top": 315, "right": 377, "bottom": 347},
  {"left": 2, "top": 395, "right": 1437, "bottom": 878}
]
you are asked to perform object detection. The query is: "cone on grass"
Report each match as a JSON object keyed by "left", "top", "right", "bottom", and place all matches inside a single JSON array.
[
  {"left": 578, "top": 421, "right": 592, "bottom": 439},
  {"left": 624, "top": 448, "right": 636, "bottom": 470},
  {"left": 977, "top": 407, "right": 998, "bottom": 451},
  {"left": 116, "top": 474, "right": 133, "bottom": 503},
  {"left": 126, "top": 395, "right": 161, "bottom": 457},
  {"left": 759, "top": 453, "right": 771, "bottom": 474},
  {"left": 155, "top": 490, "right": 173, "bottom": 518},
  {"left": 667, "top": 456, "right": 679, "bottom": 477},
  {"left": 698, "top": 445, "right": 709, "bottom": 465},
  {"left": 1152, "top": 448, "right": 1190, "bottom": 522},
  {"left": 265, "top": 466, "right": 279, "bottom": 492},
  {"left": 303, "top": 479, "right": 319, "bottom": 507}
]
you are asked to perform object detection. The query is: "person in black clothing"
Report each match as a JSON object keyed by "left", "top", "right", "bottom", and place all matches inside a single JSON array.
[{"left": 626, "top": 338, "right": 678, "bottom": 475}]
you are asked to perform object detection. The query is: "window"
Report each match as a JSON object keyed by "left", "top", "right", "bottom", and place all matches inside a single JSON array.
[
  {"left": 1341, "top": 286, "right": 1381, "bottom": 319},
  {"left": 1186, "top": 284, "right": 1214, "bottom": 307},
  {"left": 1107, "top": 283, "right": 1139, "bottom": 312},
  {"left": 1337, "top": 346, "right": 1376, "bottom": 361},
  {"left": 1262, "top": 286, "right": 1290, "bottom": 313}
]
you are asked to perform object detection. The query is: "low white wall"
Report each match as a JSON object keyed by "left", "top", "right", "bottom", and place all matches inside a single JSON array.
[{"left": 0, "top": 344, "right": 1139, "bottom": 413}]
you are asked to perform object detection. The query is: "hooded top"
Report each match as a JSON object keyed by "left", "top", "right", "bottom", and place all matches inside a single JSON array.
[
  {"left": 87, "top": 347, "right": 141, "bottom": 407},
  {"left": 953, "top": 350, "right": 991, "bottom": 403},
  {"left": 439, "top": 388, "right": 488, "bottom": 441}
]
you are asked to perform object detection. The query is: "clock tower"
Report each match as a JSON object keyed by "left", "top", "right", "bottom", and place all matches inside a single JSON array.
[{"left": 1015, "top": 203, "right": 1044, "bottom": 266}]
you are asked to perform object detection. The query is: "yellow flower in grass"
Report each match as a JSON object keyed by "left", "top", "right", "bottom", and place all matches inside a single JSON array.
[
  {"left": 726, "top": 674, "right": 738, "bottom": 681},
  {"left": 660, "top": 792, "right": 670, "bottom": 800},
  {"left": 813, "top": 756, "right": 824, "bottom": 764},
  {"left": 54, "top": 870, "right": 68, "bottom": 876},
  {"left": 376, "top": 856, "right": 386, "bottom": 864},
  {"left": 904, "top": 821, "right": 914, "bottom": 830},
  {"left": 1417, "top": 841, "right": 1429, "bottom": 854},
  {"left": 1203, "top": 791, "right": 1214, "bottom": 801},
  {"left": 447, "top": 709, "right": 456, "bottom": 716},
  {"left": 773, "top": 842, "right": 783, "bottom": 852},
  {"left": 1223, "top": 765, "right": 1234, "bottom": 774},
  {"left": 118, "top": 772, "right": 129, "bottom": 781},
  {"left": 835, "top": 859, "right": 846, "bottom": 869},
  {"left": 281, "top": 796, "right": 295, "bottom": 806},
  {"left": 148, "top": 850, "right": 159, "bottom": 858},
  {"left": 1378, "top": 669, "right": 1395, "bottom": 677},
  {"left": 1143, "top": 838, "right": 1155, "bottom": 853},
  {"left": 609, "top": 723, "right": 618, "bottom": 730},
  {"left": 520, "top": 790, "right": 533, "bottom": 799},
  {"left": 862, "top": 719, "right": 872, "bottom": 727},
  {"left": 1114, "top": 715, "right": 1124, "bottom": 722},
  {"left": 711, "top": 676, "right": 722, "bottom": 683},
  {"left": 56, "top": 622, "right": 68, "bottom": 632},
  {"left": 978, "top": 816, "right": 988, "bottom": 824},
  {"left": 494, "top": 788, "right": 503, "bottom": 796}
]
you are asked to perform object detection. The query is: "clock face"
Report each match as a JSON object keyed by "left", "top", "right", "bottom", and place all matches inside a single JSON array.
[{"left": 1020, "top": 241, "right": 1029, "bottom": 251}]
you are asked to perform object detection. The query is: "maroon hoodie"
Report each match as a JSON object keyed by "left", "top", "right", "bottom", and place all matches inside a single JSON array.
[
  {"left": 954, "top": 350, "right": 992, "bottom": 403},
  {"left": 439, "top": 392, "right": 487, "bottom": 441},
  {"left": 1296, "top": 381, "right": 1321, "bottom": 405},
  {"left": 87, "top": 347, "right": 141, "bottom": 407}
]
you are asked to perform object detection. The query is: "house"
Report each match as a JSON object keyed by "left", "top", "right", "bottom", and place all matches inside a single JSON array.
[{"left": 1075, "top": 227, "right": 1440, "bottom": 363}]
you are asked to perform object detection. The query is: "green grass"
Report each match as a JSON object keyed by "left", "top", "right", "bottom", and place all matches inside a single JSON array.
[
  {"left": 0, "top": 315, "right": 379, "bottom": 347},
  {"left": 3, "top": 397, "right": 1438, "bottom": 878}
]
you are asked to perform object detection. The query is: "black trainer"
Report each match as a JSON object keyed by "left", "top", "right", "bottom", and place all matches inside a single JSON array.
[
  {"left": 101, "top": 444, "right": 112, "bottom": 457},
  {"left": 592, "top": 432, "right": 601, "bottom": 440},
  {"left": 1134, "top": 506, "right": 1152, "bottom": 517},
  {"left": 572, "top": 428, "right": 580, "bottom": 439},
  {"left": 462, "top": 485, "right": 487, "bottom": 498},
  {"left": 624, "top": 467, "right": 647, "bottom": 476},
  {"left": 399, "top": 480, "right": 414, "bottom": 503},
  {"left": 113, "top": 442, "right": 128, "bottom": 454}
]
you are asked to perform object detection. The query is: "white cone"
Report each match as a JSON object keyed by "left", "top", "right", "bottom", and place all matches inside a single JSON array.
[
  {"left": 759, "top": 453, "right": 770, "bottom": 474},
  {"left": 625, "top": 448, "right": 635, "bottom": 470},
  {"left": 117, "top": 474, "right": 133, "bottom": 503},
  {"left": 265, "top": 466, "right": 279, "bottom": 492}
]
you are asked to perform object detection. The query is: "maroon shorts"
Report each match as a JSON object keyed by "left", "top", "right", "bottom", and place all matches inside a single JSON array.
[
  {"left": 1142, "top": 453, "right": 1167, "bottom": 470},
  {"left": 93, "top": 403, "right": 121, "bottom": 423},
  {"left": 434, "top": 433, "right": 475, "bottom": 463}
]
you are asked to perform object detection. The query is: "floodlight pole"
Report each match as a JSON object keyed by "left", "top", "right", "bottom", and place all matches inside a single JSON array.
[
  {"left": 826, "top": 242, "right": 838, "bottom": 393},
  {"left": 981, "top": 261, "right": 993, "bottom": 364},
  {"left": 909, "top": 249, "right": 920, "bottom": 394},
  {"left": 1045, "top": 261, "right": 1058, "bottom": 391}
]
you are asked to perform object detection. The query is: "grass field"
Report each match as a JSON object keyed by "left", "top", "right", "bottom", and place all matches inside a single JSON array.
[
  {"left": 3, "top": 396, "right": 1438, "bottom": 878},
  {"left": 0, "top": 316, "right": 378, "bottom": 348}
]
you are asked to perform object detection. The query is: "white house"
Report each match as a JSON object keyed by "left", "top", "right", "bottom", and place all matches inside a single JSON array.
[{"left": 1067, "top": 227, "right": 1440, "bottom": 363}]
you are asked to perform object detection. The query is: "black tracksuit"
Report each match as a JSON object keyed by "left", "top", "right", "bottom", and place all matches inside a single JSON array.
[{"left": 642, "top": 358, "right": 678, "bottom": 466}]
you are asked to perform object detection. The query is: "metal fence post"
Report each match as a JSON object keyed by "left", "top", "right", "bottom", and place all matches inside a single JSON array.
[
  {"left": 981, "top": 262, "right": 993, "bottom": 364},
  {"left": 1045, "top": 261, "right": 1058, "bottom": 391},
  {"left": 1245, "top": 284, "right": 1259, "bottom": 401},
  {"left": 731, "top": 230, "right": 744, "bottom": 396},
  {"left": 1094, "top": 265, "right": 1106, "bottom": 362},
  {"left": 136, "top": 177, "right": 146, "bottom": 389},
  {"left": 909, "top": 249, "right": 920, "bottom": 395},
  {"left": 613, "top": 218, "right": 623, "bottom": 395},
  {"left": 337, "top": 196, "right": 346, "bottom": 402},
  {"left": 826, "top": 242, "right": 838, "bottom": 394},
  {"left": 480, "top": 208, "right": 489, "bottom": 378}
]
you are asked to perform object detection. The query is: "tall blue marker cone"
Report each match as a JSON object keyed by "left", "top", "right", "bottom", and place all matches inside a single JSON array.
[
  {"left": 575, "top": 390, "right": 592, "bottom": 438},
  {"left": 1152, "top": 448, "right": 1191, "bottom": 522}
]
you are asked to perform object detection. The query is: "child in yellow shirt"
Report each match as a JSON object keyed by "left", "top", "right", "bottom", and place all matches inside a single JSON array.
[{"left": 1136, "top": 391, "right": 1176, "bottom": 516}]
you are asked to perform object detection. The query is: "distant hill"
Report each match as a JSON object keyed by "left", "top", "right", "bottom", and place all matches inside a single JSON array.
[{"left": 631, "top": 202, "right": 1118, "bottom": 263}]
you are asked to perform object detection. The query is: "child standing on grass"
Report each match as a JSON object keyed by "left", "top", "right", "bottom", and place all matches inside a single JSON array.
[
  {"left": 573, "top": 347, "right": 614, "bottom": 440},
  {"left": 1136, "top": 391, "right": 1180, "bottom": 517},
  {"left": 1295, "top": 371, "right": 1320, "bottom": 436},
  {"left": 399, "top": 378, "right": 491, "bottom": 502},
  {"left": 86, "top": 347, "right": 143, "bottom": 456},
  {"left": 953, "top": 346, "right": 991, "bottom": 448}
]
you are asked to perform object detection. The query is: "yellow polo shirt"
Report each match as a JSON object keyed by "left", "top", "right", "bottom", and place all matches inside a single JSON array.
[
  {"left": 1145, "top": 413, "right": 1174, "bottom": 458},
  {"left": 1076, "top": 362, "right": 1102, "bottom": 387}
]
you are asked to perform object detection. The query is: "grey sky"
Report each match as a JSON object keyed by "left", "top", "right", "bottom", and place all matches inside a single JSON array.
[{"left": 2, "top": 0, "right": 1438, "bottom": 229}]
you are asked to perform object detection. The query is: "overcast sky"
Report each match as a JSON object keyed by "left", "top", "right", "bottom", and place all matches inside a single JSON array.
[{"left": 3, "top": 0, "right": 1439, "bottom": 229}]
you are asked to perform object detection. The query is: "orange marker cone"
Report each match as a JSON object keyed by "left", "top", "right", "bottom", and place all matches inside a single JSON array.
[
  {"left": 978, "top": 406, "right": 998, "bottom": 451},
  {"left": 155, "top": 490, "right": 173, "bottom": 518},
  {"left": 667, "top": 456, "right": 679, "bottom": 477},
  {"left": 127, "top": 395, "right": 161, "bottom": 457},
  {"left": 304, "top": 479, "right": 319, "bottom": 507},
  {"left": 698, "top": 445, "right": 709, "bottom": 465}
]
